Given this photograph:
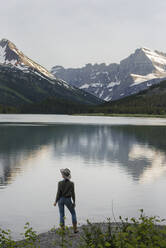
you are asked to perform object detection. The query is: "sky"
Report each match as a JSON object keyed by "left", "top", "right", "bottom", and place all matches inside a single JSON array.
[{"left": 1, "top": 0, "right": 166, "bottom": 69}]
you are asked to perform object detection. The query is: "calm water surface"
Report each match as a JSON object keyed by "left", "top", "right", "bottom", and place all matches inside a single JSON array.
[{"left": 0, "top": 114, "right": 166, "bottom": 239}]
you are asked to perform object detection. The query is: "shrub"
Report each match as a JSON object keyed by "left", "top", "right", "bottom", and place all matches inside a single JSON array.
[
  {"left": 80, "top": 210, "right": 166, "bottom": 248},
  {"left": 1, "top": 210, "right": 166, "bottom": 248}
]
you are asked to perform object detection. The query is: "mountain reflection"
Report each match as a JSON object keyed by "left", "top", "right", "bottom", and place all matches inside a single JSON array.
[{"left": 0, "top": 125, "right": 166, "bottom": 186}]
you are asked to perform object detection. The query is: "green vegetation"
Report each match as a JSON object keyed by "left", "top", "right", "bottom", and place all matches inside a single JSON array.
[
  {"left": 93, "top": 80, "right": 166, "bottom": 115},
  {"left": 0, "top": 104, "right": 18, "bottom": 114},
  {"left": 1, "top": 79, "right": 166, "bottom": 116},
  {"left": 0, "top": 85, "right": 32, "bottom": 104},
  {"left": 0, "top": 222, "right": 39, "bottom": 248},
  {"left": 51, "top": 225, "right": 73, "bottom": 248},
  {"left": 20, "top": 97, "right": 90, "bottom": 114},
  {"left": 0, "top": 65, "right": 102, "bottom": 108},
  {"left": 81, "top": 210, "right": 166, "bottom": 248},
  {"left": 1, "top": 210, "right": 166, "bottom": 247},
  {"left": 75, "top": 113, "right": 166, "bottom": 118}
]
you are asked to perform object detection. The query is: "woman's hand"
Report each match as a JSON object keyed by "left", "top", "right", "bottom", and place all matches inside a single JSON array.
[{"left": 53, "top": 202, "right": 57, "bottom": 207}]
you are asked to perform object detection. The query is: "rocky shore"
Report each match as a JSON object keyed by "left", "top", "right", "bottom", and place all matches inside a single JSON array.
[
  {"left": 16, "top": 223, "right": 115, "bottom": 248},
  {"left": 16, "top": 225, "right": 84, "bottom": 248},
  {"left": 12, "top": 221, "right": 166, "bottom": 248}
]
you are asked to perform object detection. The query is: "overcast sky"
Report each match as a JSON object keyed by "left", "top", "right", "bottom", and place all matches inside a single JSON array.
[{"left": 1, "top": 0, "right": 166, "bottom": 69}]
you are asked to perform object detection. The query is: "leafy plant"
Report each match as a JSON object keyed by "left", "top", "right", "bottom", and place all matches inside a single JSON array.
[
  {"left": 80, "top": 210, "right": 166, "bottom": 248},
  {"left": 52, "top": 225, "right": 72, "bottom": 248},
  {"left": 0, "top": 228, "right": 16, "bottom": 248},
  {"left": 1, "top": 210, "right": 166, "bottom": 248},
  {"left": 20, "top": 222, "right": 39, "bottom": 248}
]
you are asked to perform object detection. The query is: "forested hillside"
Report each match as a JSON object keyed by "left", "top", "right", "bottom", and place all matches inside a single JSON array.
[{"left": 95, "top": 80, "right": 166, "bottom": 115}]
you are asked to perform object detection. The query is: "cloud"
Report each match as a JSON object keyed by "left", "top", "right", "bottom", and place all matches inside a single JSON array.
[{"left": 0, "top": 0, "right": 166, "bottom": 68}]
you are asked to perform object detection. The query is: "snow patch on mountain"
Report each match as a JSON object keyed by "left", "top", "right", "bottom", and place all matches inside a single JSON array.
[
  {"left": 92, "top": 83, "right": 101, "bottom": 87},
  {"left": 0, "top": 39, "right": 54, "bottom": 79},
  {"left": 104, "top": 96, "right": 112, "bottom": 101},
  {"left": 142, "top": 48, "right": 166, "bottom": 66},
  {"left": 130, "top": 73, "right": 158, "bottom": 86},
  {"left": 80, "top": 84, "right": 90, "bottom": 89},
  {"left": 99, "top": 90, "right": 104, "bottom": 98},
  {"left": 51, "top": 47, "right": 166, "bottom": 101},
  {"left": 107, "top": 81, "right": 120, "bottom": 88},
  {"left": 0, "top": 45, "right": 6, "bottom": 63}
]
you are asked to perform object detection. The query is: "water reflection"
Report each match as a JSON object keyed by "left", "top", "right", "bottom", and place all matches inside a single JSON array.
[
  {"left": 0, "top": 125, "right": 166, "bottom": 186},
  {"left": 129, "top": 144, "right": 166, "bottom": 183}
]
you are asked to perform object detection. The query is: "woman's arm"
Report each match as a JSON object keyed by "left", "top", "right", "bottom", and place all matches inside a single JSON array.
[
  {"left": 71, "top": 182, "right": 75, "bottom": 206},
  {"left": 54, "top": 182, "right": 61, "bottom": 206}
]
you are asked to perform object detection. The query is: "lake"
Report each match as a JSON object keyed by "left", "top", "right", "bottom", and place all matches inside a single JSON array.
[{"left": 0, "top": 114, "right": 166, "bottom": 239}]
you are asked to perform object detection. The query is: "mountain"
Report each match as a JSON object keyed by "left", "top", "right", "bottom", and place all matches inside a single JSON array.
[
  {"left": 95, "top": 79, "right": 166, "bottom": 115},
  {"left": 51, "top": 48, "right": 166, "bottom": 101},
  {"left": 0, "top": 39, "right": 53, "bottom": 78},
  {"left": 0, "top": 39, "right": 102, "bottom": 107}
]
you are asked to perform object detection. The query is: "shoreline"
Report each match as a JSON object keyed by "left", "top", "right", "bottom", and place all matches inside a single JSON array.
[
  {"left": 15, "top": 222, "right": 165, "bottom": 248},
  {"left": 0, "top": 113, "right": 166, "bottom": 118},
  {"left": 16, "top": 223, "right": 120, "bottom": 248},
  {"left": 73, "top": 113, "right": 166, "bottom": 118}
]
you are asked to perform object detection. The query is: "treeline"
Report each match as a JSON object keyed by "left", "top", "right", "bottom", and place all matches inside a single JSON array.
[
  {"left": 93, "top": 80, "right": 166, "bottom": 115},
  {"left": 1, "top": 79, "right": 166, "bottom": 115},
  {"left": 0, "top": 104, "right": 18, "bottom": 114},
  {"left": 1, "top": 94, "right": 166, "bottom": 115},
  {"left": 94, "top": 94, "right": 166, "bottom": 115},
  {"left": 20, "top": 97, "right": 90, "bottom": 114}
]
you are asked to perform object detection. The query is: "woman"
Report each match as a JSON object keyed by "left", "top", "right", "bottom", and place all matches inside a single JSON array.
[{"left": 54, "top": 168, "right": 78, "bottom": 233}]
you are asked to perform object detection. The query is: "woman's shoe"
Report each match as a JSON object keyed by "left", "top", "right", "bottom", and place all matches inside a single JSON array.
[{"left": 73, "top": 223, "right": 79, "bottom": 233}]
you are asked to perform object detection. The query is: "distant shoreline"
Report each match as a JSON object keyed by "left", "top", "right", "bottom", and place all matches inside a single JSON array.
[
  {"left": 0, "top": 113, "right": 166, "bottom": 118},
  {"left": 74, "top": 113, "right": 166, "bottom": 118}
]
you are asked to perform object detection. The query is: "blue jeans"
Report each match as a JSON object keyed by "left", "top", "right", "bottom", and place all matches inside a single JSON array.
[{"left": 58, "top": 197, "right": 77, "bottom": 226}]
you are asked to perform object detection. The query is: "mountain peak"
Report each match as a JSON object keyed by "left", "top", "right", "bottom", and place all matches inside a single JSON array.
[
  {"left": 0, "top": 38, "right": 7, "bottom": 43},
  {"left": 139, "top": 47, "right": 166, "bottom": 69},
  {"left": 140, "top": 47, "right": 151, "bottom": 52},
  {"left": 0, "top": 38, "right": 10, "bottom": 44},
  {"left": 0, "top": 38, "right": 54, "bottom": 78},
  {"left": 0, "top": 39, "right": 16, "bottom": 50},
  {"left": 126, "top": 47, "right": 166, "bottom": 74}
]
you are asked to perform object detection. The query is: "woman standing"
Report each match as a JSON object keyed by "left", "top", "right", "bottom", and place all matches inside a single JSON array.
[{"left": 54, "top": 168, "right": 78, "bottom": 233}]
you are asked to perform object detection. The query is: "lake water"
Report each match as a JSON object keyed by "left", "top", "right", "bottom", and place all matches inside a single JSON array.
[{"left": 0, "top": 114, "right": 166, "bottom": 239}]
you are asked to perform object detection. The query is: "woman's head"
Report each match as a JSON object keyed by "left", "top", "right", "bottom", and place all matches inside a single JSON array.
[{"left": 60, "top": 168, "right": 71, "bottom": 180}]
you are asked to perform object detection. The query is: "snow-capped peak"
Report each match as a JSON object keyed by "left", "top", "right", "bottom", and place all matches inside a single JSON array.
[
  {"left": 129, "top": 47, "right": 166, "bottom": 86},
  {"left": 0, "top": 38, "right": 54, "bottom": 79},
  {"left": 141, "top": 47, "right": 166, "bottom": 69}
]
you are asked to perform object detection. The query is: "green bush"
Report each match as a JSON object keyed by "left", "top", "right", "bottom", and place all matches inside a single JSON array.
[
  {"left": 0, "top": 228, "right": 16, "bottom": 248},
  {"left": 1, "top": 210, "right": 166, "bottom": 247},
  {"left": 0, "top": 223, "right": 39, "bottom": 248},
  {"left": 80, "top": 209, "right": 166, "bottom": 248}
]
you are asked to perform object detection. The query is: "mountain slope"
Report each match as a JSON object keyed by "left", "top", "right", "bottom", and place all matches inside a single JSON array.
[
  {"left": 96, "top": 79, "right": 166, "bottom": 115},
  {"left": 0, "top": 39, "right": 103, "bottom": 107},
  {"left": 51, "top": 48, "right": 166, "bottom": 101},
  {"left": 0, "top": 39, "right": 54, "bottom": 78},
  {"left": 0, "top": 64, "right": 102, "bottom": 107}
]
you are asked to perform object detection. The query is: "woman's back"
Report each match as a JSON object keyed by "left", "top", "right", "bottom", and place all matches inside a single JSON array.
[{"left": 58, "top": 179, "right": 75, "bottom": 199}]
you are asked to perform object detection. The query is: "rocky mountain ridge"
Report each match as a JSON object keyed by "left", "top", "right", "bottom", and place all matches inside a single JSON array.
[
  {"left": 0, "top": 39, "right": 53, "bottom": 78},
  {"left": 0, "top": 39, "right": 102, "bottom": 107},
  {"left": 51, "top": 47, "right": 166, "bottom": 101}
]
